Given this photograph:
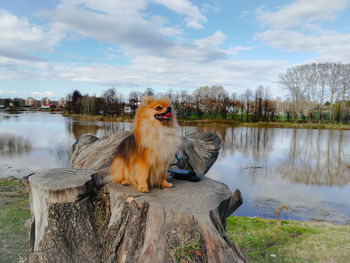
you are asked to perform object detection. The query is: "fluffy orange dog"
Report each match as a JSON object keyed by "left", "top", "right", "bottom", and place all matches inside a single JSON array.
[{"left": 109, "top": 96, "right": 180, "bottom": 192}]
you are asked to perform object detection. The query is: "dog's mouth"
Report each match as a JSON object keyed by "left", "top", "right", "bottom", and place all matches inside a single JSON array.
[{"left": 154, "top": 109, "right": 172, "bottom": 121}]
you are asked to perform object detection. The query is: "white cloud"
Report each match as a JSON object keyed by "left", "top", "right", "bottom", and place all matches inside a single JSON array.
[
  {"left": 38, "top": 1, "right": 226, "bottom": 62},
  {"left": 201, "top": 2, "right": 221, "bottom": 14},
  {"left": 0, "top": 51, "right": 286, "bottom": 96},
  {"left": 31, "top": 91, "right": 55, "bottom": 98},
  {"left": 160, "top": 26, "right": 183, "bottom": 36},
  {"left": 0, "top": 9, "right": 63, "bottom": 61},
  {"left": 0, "top": 1, "right": 288, "bottom": 97},
  {"left": 0, "top": 90, "right": 17, "bottom": 95},
  {"left": 195, "top": 31, "right": 226, "bottom": 47},
  {"left": 255, "top": 0, "right": 350, "bottom": 62},
  {"left": 225, "top": 46, "right": 255, "bottom": 56},
  {"left": 153, "top": 0, "right": 207, "bottom": 29},
  {"left": 39, "top": 1, "right": 169, "bottom": 54},
  {"left": 256, "top": 29, "right": 350, "bottom": 61},
  {"left": 256, "top": 0, "right": 350, "bottom": 29}
]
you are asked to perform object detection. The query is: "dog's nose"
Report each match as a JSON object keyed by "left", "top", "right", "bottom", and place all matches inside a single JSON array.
[{"left": 167, "top": 107, "right": 172, "bottom": 112}]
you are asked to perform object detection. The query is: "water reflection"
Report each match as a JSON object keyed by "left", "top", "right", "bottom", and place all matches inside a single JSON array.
[
  {"left": 65, "top": 120, "right": 133, "bottom": 139},
  {"left": 1, "top": 112, "right": 350, "bottom": 223},
  {"left": 66, "top": 121, "right": 99, "bottom": 140},
  {"left": 188, "top": 125, "right": 350, "bottom": 187},
  {"left": 0, "top": 133, "right": 31, "bottom": 157},
  {"left": 279, "top": 129, "right": 350, "bottom": 186}
]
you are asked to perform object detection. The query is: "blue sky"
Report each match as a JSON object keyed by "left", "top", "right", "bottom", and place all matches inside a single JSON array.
[{"left": 1, "top": 0, "right": 350, "bottom": 100}]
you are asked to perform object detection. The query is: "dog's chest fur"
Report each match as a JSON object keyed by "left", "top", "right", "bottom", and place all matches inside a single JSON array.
[{"left": 137, "top": 120, "right": 180, "bottom": 166}]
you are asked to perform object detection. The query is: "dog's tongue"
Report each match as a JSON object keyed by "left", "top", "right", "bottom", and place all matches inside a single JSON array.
[{"left": 165, "top": 112, "right": 172, "bottom": 118}]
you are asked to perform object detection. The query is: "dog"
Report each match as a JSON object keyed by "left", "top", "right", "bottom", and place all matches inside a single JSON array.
[{"left": 109, "top": 96, "right": 180, "bottom": 192}]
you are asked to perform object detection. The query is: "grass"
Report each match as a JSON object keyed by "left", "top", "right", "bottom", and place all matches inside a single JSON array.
[
  {"left": 0, "top": 177, "right": 30, "bottom": 263},
  {"left": 226, "top": 216, "right": 350, "bottom": 263},
  {"left": 239, "top": 121, "right": 350, "bottom": 130},
  {"left": 167, "top": 232, "right": 202, "bottom": 263}
]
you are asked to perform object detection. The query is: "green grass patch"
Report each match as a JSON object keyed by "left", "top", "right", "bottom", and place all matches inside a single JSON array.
[
  {"left": 226, "top": 216, "right": 350, "bottom": 263},
  {"left": 167, "top": 233, "right": 202, "bottom": 263},
  {"left": 63, "top": 113, "right": 350, "bottom": 130},
  {"left": 0, "top": 178, "right": 30, "bottom": 263}
]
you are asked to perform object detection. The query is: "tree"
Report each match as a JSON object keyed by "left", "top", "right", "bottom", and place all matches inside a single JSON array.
[
  {"left": 144, "top": 88, "right": 154, "bottom": 96},
  {"left": 279, "top": 66, "right": 306, "bottom": 120},
  {"left": 72, "top": 90, "right": 83, "bottom": 114},
  {"left": 327, "top": 63, "right": 341, "bottom": 122},
  {"left": 338, "top": 64, "right": 350, "bottom": 123},
  {"left": 243, "top": 89, "right": 253, "bottom": 121}
]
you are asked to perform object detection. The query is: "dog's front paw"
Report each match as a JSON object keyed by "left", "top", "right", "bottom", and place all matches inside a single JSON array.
[
  {"left": 121, "top": 179, "right": 130, "bottom": 186},
  {"left": 138, "top": 185, "right": 149, "bottom": 193},
  {"left": 161, "top": 181, "right": 173, "bottom": 189}
]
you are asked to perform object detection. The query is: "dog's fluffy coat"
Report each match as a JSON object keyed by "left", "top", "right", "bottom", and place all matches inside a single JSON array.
[{"left": 109, "top": 96, "right": 180, "bottom": 192}]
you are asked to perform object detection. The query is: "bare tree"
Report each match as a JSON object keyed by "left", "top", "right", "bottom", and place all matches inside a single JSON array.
[
  {"left": 338, "top": 64, "right": 350, "bottom": 123},
  {"left": 303, "top": 63, "right": 318, "bottom": 120},
  {"left": 317, "top": 63, "right": 329, "bottom": 122},
  {"left": 327, "top": 63, "right": 341, "bottom": 122},
  {"left": 244, "top": 89, "right": 253, "bottom": 121},
  {"left": 279, "top": 66, "right": 306, "bottom": 119}
]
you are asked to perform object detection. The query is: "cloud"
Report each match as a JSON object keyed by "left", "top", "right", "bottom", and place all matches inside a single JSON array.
[
  {"left": 0, "top": 9, "right": 62, "bottom": 61},
  {"left": 195, "top": 31, "right": 226, "bottom": 47},
  {"left": 256, "top": 29, "right": 350, "bottom": 61},
  {"left": 160, "top": 26, "right": 183, "bottom": 36},
  {"left": 39, "top": 1, "right": 170, "bottom": 53},
  {"left": 38, "top": 1, "right": 226, "bottom": 62},
  {"left": 31, "top": 91, "right": 55, "bottom": 98},
  {"left": 256, "top": 0, "right": 350, "bottom": 29},
  {"left": 201, "top": 2, "right": 221, "bottom": 14},
  {"left": 0, "top": 1, "right": 288, "bottom": 98},
  {"left": 153, "top": 0, "right": 207, "bottom": 29},
  {"left": 0, "top": 50, "right": 286, "bottom": 96},
  {"left": 0, "top": 90, "right": 17, "bottom": 96},
  {"left": 254, "top": 0, "right": 350, "bottom": 62}
]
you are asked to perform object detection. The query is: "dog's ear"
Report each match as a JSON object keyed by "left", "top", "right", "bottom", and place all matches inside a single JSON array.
[
  {"left": 141, "top": 96, "right": 152, "bottom": 105},
  {"left": 160, "top": 97, "right": 171, "bottom": 104}
]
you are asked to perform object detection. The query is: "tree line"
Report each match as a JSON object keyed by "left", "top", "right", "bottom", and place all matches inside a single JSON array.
[
  {"left": 279, "top": 62, "right": 350, "bottom": 123},
  {"left": 65, "top": 85, "right": 279, "bottom": 122},
  {"left": 1, "top": 61, "right": 344, "bottom": 123},
  {"left": 65, "top": 63, "right": 350, "bottom": 124}
]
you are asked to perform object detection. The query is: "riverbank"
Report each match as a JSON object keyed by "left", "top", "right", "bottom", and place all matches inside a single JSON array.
[
  {"left": 1, "top": 177, "right": 349, "bottom": 263},
  {"left": 64, "top": 113, "right": 350, "bottom": 130}
]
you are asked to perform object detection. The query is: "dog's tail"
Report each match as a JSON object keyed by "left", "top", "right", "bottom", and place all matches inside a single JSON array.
[{"left": 109, "top": 157, "right": 126, "bottom": 184}]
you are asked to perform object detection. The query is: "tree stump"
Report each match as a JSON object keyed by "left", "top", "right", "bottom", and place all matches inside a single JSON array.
[{"left": 28, "top": 132, "right": 247, "bottom": 263}]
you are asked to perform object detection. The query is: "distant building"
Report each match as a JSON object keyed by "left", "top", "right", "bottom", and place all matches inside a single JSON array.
[
  {"left": 25, "top": 97, "right": 36, "bottom": 106},
  {"left": 124, "top": 98, "right": 140, "bottom": 114},
  {"left": 41, "top": 97, "right": 50, "bottom": 106},
  {"left": 40, "top": 104, "right": 53, "bottom": 109},
  {"left": 57, "top": 98, "right": 66, "bottom": 108}
]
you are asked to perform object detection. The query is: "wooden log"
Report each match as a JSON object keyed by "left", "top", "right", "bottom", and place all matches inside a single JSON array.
[
  {"left": 69, "top": 131, "right": 222, "bottom": 176},
  {"left": 28, "top": 132, "right": 246, "bottom": 263}
]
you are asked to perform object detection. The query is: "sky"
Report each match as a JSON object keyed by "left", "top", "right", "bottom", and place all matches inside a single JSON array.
[{"left": 1, "top": 0, "right": 350, "bottom": 100}]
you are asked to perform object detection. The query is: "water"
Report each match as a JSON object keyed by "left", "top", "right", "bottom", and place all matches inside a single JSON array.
[{"left": 1, "top": 111, "right": 350, "bottom": 224}]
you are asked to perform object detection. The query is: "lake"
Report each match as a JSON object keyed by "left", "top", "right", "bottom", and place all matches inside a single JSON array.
[{"left": 1, "top": 111, "right": 350, "bottom": 224}]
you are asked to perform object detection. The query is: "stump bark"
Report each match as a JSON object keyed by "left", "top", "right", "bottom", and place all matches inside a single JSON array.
[{"left": 28, "top": 132, "right": 247, "bottom": 263}]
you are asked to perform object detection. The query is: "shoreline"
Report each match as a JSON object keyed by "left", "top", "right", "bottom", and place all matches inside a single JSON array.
[{"left": 63, "top": 112, "right": 350, "bottom": 130}]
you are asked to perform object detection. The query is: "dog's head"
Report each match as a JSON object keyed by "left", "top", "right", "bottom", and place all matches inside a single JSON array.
[{"left": 136, "top": 96, "right": 175, "bottom": 126}]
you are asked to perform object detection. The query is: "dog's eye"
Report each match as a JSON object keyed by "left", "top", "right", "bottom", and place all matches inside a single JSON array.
[{"left": 155, "top": 106, "right": 162, "bottom": 111}]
